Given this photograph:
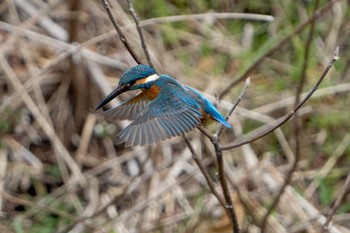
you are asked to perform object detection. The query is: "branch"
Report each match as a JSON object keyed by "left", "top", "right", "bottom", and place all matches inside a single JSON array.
[
  {"left": 217, "top": 77, "right": 250, "bottom": 137},
  {"left": 197, "top": 125, "right": 215, "bottom": 142},
  {"left": 182, "top": 135, "right": 226, "bottom": 208},
  {"left": 196, "top": 78, "right": 251, "bottom": 233},
  {"left": 214, "top": 79, "right": 250, "bottom": 232},
  {"left": 126, "top": 0, "right": 153, "bottom": 68},
  {"left": 322, "top": 170, "right": 350, "bottom": 232},
  {"left": 213, "top": 135, "right": 240, "bottom": 233},
  {"left": 221, "top": 47, "right": 339, "bottom": 151},
  {"left": 101, "top": 0, "right": 142, "bottom": 64},
  {"left": 261, "top": 0, "right": 320, "bottom": 230}
]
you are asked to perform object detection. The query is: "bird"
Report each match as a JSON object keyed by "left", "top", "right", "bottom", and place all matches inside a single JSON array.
[{"left": 95, "top": 64, "right": 231, "bottom": 147}]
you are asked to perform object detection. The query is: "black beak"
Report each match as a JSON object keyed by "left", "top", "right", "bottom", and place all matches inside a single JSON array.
[{"left": 95, "top": 85, "right": 128, "bottom": 110}]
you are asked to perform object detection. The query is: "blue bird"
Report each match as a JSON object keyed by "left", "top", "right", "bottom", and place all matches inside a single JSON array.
[{"left": 95, "top": 64, "right": 231, "bottom": 147}]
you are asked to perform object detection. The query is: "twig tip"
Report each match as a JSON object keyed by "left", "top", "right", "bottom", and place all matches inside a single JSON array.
[
  {"left": 245, "top": 77, "right": 251, "bottom": 86},
  {"left": 333, "top": 46, "right": 339, "bottom": 61}
]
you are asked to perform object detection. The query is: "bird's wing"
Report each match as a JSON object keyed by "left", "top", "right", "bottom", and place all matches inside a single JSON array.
[
  {"left": 101, "top": 91, "right": 151, "bottom": 121},
  {"left": 116, "top": 83, "right": 202, "bottom": 147}
]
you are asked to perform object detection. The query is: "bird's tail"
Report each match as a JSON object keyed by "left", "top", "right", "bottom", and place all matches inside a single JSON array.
[{"left": 212, "top": 112, "right": 232, "bottom": 128}]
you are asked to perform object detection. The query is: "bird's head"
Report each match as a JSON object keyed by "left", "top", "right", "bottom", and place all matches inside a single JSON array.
[{"left": 95, "top": 64, "right": 159, "bottom": 110}]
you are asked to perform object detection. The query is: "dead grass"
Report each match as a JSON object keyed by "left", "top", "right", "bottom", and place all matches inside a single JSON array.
[{"left": 0, "top": 0, "right": 349, "bottom": 233}]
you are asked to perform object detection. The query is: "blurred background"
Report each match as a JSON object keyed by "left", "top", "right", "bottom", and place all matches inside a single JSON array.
[{"left": 0, "top": 0, "right": 349, "bottom": 232}]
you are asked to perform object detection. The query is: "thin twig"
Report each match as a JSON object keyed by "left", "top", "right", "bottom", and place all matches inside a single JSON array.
[
  {"left": 217, "top": 77, "right": 251, "bottom": 137},
  {"left": 126, "top": 0, "right": 153, "bottom": 68},
  {"left": 322, "top": 171, "right": 350, "bottom": 232},
  {"left": 260, "top": 1, "right": 320, "bottom": 231},
  {"left": 221, "top": 47, "right": 339, "bottom": 151},
  {"left": 182, "top": 135, "right": 226, "bottom": 208},
  {"left": 197, "top": 125, "right": 215, "bottom": 142},
  {"left": 101, "top": 0, "right": 142, "bottom": 64},
  {"left": 305, "top": 134, "right": 350, "bottom": 197},
  {"left": 218, "top": 0, "right": 340, "bottom": 99}
]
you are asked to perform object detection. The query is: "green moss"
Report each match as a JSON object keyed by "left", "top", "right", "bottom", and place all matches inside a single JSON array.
[{"left": 319, "top": 178, "right": 335, "bottom": 206}]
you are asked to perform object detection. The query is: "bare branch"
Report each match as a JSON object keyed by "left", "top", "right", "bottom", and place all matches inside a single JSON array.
[
  {"left": 182, "top": 135, "right": 225, "bottom": 208},
  {"left": 217, "top": 77, "right": 250, "bottom": 137},
  {"left": 126, "top": 0, "right": 153, "bottom": 68},
  {"left": 213, "top": 136, "right": 240, "bottom": 233},
  {"left": 197, "top": 125, "right": 215, "bottom": 142},
  {"left": 101, "top": 0, "right": 142, "bottom": 64},
  {"left": 261, "top": 1, "right": 320, "bottom": 230},
  {"left": 222, "top": 47, "right": 339, "bottom": 151},
  {"left": 322, "top": 170, "right": 350, "bottom": 232}
]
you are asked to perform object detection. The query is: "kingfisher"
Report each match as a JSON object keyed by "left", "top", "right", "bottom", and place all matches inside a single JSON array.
[{"left": 95, "top": 64, "right": 231, "bottom": 147}]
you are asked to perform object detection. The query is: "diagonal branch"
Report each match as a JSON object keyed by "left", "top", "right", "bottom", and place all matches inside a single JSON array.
[
  {"left": 217, "top": 77, "right": 251, "bottom": 138},
  {"left": 183, "top": 135, "right": 226, "bottom": 208},
  {"left": 101, "top": 0, "right": 142, "bottom": 64},
  {"left": 221, "top": 47, "right": 339, "bottom": 151},
  {"left": 322, "top": 170, "right": 350, "bottom": 232},
  {"left": 126, "top": 0, "right": 153, "bottom": 68}
]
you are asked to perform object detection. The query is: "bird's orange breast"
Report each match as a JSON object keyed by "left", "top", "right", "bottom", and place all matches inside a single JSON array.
[{"left": 143, "top": 85, "right": 160, "bottom": 100}]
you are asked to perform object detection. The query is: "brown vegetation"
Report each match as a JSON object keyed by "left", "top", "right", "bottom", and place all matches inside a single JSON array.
[{"left": 0, "top": 0, "right": 349, "bottom": 232}]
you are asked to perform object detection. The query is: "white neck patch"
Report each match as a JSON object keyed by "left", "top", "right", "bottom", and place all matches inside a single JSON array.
[{"left": 144, "top": 74, "right": 159, "bottom": 83}]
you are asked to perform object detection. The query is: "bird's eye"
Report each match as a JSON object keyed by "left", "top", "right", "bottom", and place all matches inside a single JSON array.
[{"left": 127, "top": 81, "right": 136, "bottom": 88}]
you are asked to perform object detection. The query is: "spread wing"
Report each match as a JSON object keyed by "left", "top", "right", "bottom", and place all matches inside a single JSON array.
[
  {"left": 116, "top": 84, "right": 202, "bottom": 147},
  {"left": 101, "top": 91, "right": 151, "bottom": 121}
]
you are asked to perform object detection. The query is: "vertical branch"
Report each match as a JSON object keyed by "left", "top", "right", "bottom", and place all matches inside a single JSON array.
[
  {"left": 183, "top": 135, "right": 226, "bottom": 208},
  {"left": 221, "top": 44, "right": 338, "bottom": 152},
  {"left": 214, "top": 138, "right": 240, "bottom": 233},
  {"left": 260, "top": 1, "right": 320, "bottom": 231},
  {"left": 197, "top": 78, "right": 250, "bottom": 233},
  {"left": 101, "top": 0, "right": 142, "bottom": 64},
  {"left": 126, "top": 0, "right": 154, "bottom": 68}
]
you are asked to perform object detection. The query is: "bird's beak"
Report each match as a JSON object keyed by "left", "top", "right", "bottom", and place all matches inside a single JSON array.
[{"left": 95, "top": 84, "right": 128, "bottom": 110}]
